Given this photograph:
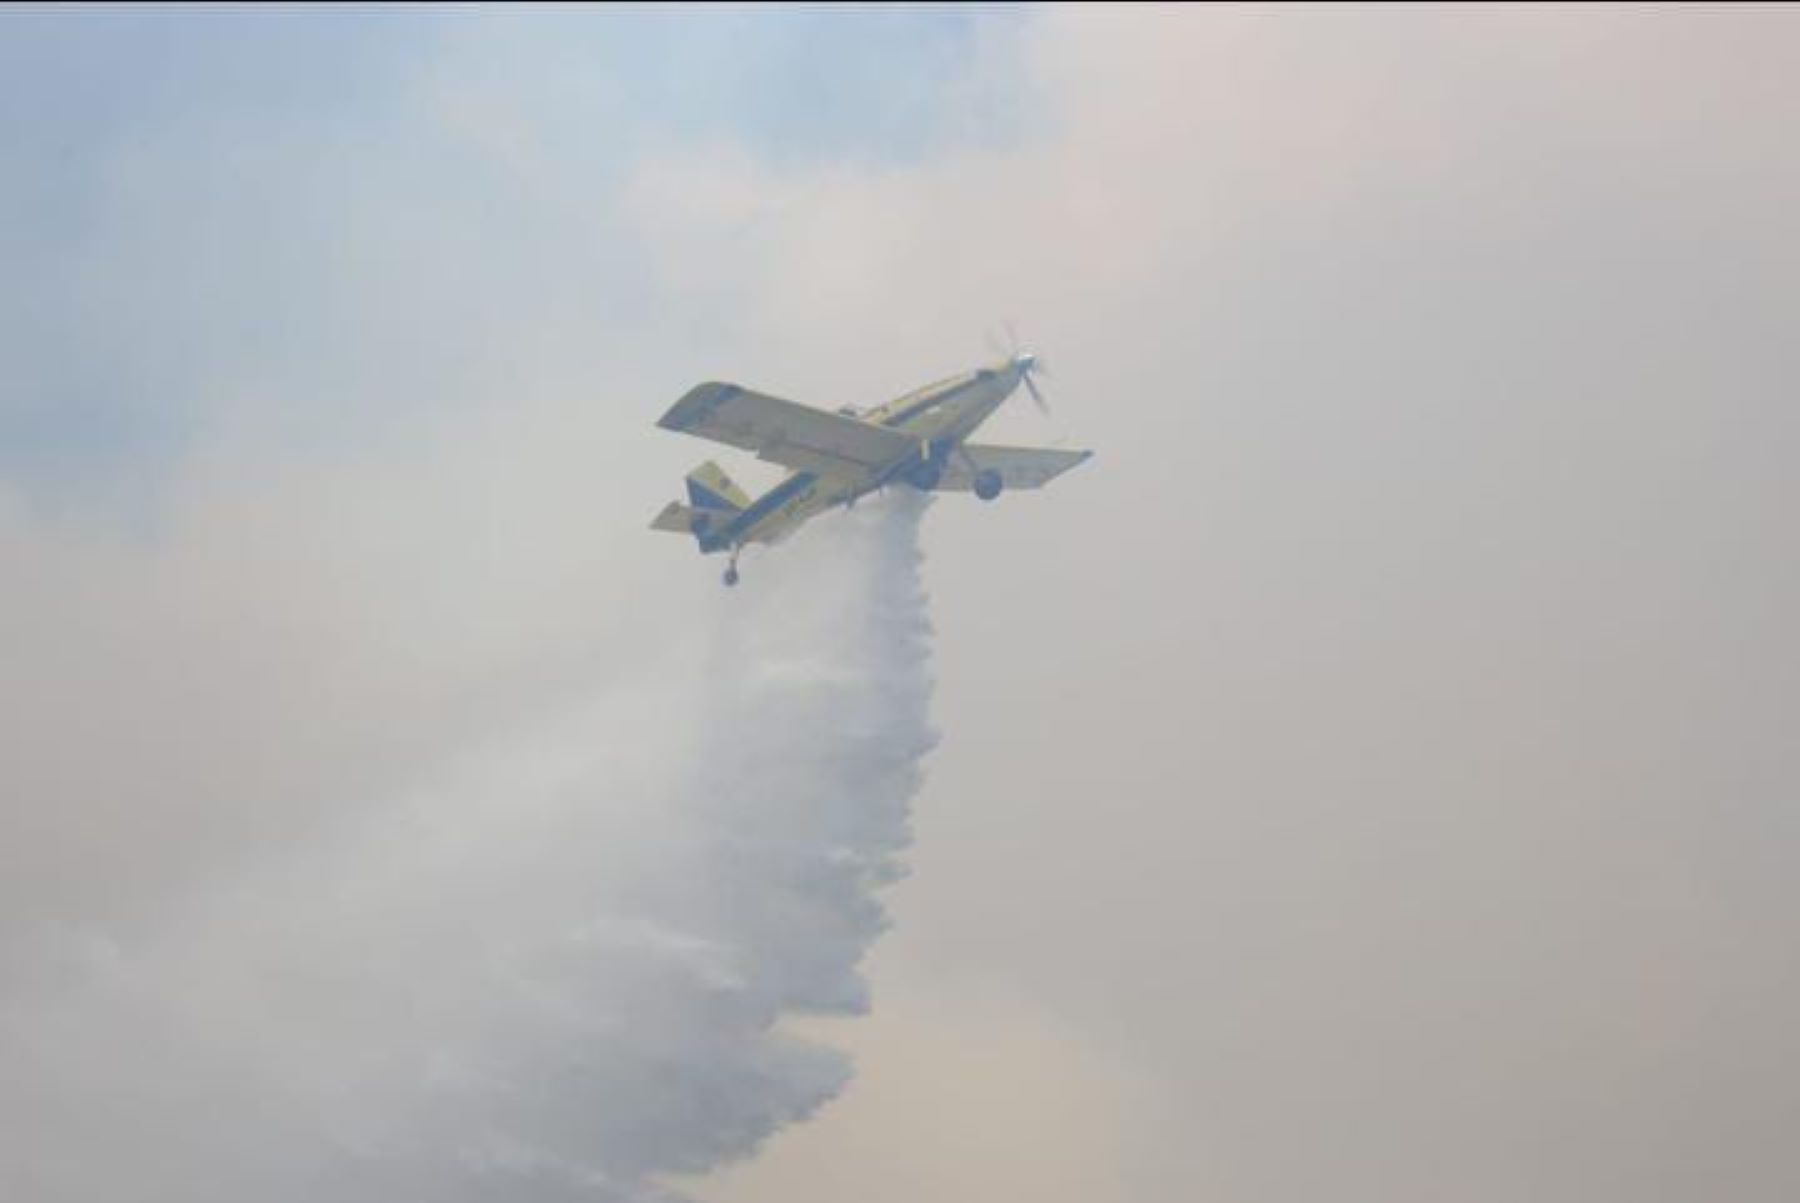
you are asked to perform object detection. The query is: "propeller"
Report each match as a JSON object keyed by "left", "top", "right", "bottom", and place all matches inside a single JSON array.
[
  {"left": 987, "top": 322, "right": 1052, "bottom": 416},
  {"left": 1020, "top": 358, "right": 1051, "bottom": 416}
]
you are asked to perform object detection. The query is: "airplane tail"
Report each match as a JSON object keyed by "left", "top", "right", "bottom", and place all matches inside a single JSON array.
[
  {"left": 649, "top": 461, "right": 751, "bottom": 551},
  {"left": 684, "top": 460, "right": 752, "bottom": 514}
]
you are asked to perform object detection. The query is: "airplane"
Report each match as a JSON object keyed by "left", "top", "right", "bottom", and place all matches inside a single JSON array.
[{"left": 650, "top": 350, "right": 1092, "bottom": 586}]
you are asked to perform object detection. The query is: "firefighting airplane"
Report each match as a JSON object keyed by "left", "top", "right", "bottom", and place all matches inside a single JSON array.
[{"left": 650, "top": 350, "right": 1092, "bottom": 585}]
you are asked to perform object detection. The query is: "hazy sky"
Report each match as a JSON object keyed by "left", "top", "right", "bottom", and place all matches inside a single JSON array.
[{"left": 4, "top": 6, "right": 1798, "bottom": 1202}]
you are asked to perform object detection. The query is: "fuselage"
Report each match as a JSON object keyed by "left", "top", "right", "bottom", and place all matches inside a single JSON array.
[{"left": 697, "top": 359, "right": 1028, "bottom": 553}]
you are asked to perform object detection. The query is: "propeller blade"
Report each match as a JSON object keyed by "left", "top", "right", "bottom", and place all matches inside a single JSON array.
[
  {"left": 1004, "top": 320, "right": 1019, "bottom": 355},
  {"left": 1023, "top": 370, "right": 1051, "bottom": 416}
]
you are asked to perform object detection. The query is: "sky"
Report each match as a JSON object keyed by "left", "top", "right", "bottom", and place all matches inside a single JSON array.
[{"left": 3, "top": 5, "right": 1799, "bottom": 1202}]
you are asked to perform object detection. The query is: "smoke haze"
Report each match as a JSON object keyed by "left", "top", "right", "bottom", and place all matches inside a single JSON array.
[
  {"left": 3, "top": 492, "right": 934, "bottom": 1201},
  {"left": 4, "top": 8, "right": 1799, "bottom": 1203}
]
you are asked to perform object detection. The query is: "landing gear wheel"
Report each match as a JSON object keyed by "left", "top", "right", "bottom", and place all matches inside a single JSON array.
[{"left": 723, "top": 566, "right": 740, "bottom": 588}]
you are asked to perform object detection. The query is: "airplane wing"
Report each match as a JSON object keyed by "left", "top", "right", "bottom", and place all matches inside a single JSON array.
[
  {"left": 658, "top": 382, "right": 915, "bottom": 480},
  {"left": 939, "top": 443, "right": 1094, "bottom": 491}
]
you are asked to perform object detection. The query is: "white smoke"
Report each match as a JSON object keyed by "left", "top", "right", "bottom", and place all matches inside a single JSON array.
[{"left": 0, "top": 492, "right": 937, "bottom": 1202}]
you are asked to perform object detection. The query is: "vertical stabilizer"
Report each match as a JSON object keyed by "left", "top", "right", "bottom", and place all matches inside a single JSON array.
[{"left": 686, "top": 461, "right": 752, "bottom": 514}]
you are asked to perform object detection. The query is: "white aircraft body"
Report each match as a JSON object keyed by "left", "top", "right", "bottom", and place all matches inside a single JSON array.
[{"left": 651, "top": 352, "right": 1091, "bottom": 585}]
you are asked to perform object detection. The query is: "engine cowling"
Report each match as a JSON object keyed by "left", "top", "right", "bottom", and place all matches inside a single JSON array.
[{"left": 974, "top": 468, "right": 1004, "bottom": 501}]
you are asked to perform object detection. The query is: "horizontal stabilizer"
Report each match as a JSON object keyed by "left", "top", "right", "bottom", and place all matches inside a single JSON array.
[
  {"left": 651, "top": 499, "right": 733, "bottom": 554},
  {"left": 651, "top": 501, "right": 700, "bottom": 534}
]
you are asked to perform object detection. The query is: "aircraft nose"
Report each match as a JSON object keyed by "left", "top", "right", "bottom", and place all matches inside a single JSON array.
[{"left": 1016, "top": 352, "right": 1037, "bottom": 372}]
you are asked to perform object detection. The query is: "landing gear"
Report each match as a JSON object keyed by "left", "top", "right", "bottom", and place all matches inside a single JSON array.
[
  {"left": 973, "top": 468, "right": 1004, "bottom": 501},
  {"left": 723, "top": 546, "right": 742, "bottom": 588},
  {"left": 904, "top": 438, "right": 947, "bottom": 491}
]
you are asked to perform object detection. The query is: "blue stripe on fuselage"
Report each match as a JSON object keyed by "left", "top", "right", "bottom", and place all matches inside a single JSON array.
[{"left": 702, "top": 470, "right": 817, "bottom": 552}]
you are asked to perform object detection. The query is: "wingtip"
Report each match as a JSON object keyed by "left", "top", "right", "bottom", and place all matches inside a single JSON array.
[{"left": 658, "top": 381, "right": 738, "bottom": 432}]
